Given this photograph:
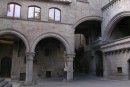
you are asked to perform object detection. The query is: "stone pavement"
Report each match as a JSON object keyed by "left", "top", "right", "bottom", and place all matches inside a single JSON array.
[{"left": 12, "top": 75, "right": 130, "bottom": 87}]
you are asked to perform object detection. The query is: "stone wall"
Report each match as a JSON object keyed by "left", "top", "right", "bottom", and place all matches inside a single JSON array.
[
  {"left": 103, "top": 49, "right": 130, "bottom": 80},
  {"left": 33, "top": 39, "right": 65, "bottom": 80},
  {"left": 102, "top": 36, "right": 130, "bottom": 80}
]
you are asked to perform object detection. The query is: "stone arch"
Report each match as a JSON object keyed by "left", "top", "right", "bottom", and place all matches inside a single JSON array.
[
  {"left": 103, "top": 11, "right": 130, "bottom": 41},
  {"left": 31, "top": 32, "right": 71, "bottom": 53},
  {"left": 73, "top": 16, "right": 102, "bottom": 29},
  {"left": 0, "top": 29, "right": 30, "bottom": 52}
]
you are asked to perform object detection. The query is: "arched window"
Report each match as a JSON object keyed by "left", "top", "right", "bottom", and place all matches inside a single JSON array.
[
  {"left": 49, "top": 8, "right": 61, "bottom": 22},
  {"left": 7, "top": 3, "right": 21, "bottom": 17},
  {"left": 28, "top": 6, "right": 41, "bottom": 20}
]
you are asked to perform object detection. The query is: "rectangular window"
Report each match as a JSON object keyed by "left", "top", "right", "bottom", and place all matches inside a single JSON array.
[
  {"left": 7, "top": 4, "right": 14, "bottom": 17},
  {"left": 117, "top": 67, "right": 122, "bottom": 73},
  {"left": 7, "top": 3, "right": 21, "bottom": 17},
  {"left": 46, "top": 71, "right": 52, "bottom": 78},
  {"left": 35, "top": 7, "right": 40, "bottom": 19},
  {"left": 49, "top": 9, "right": 55, "bottom": 21},
  {"left": 55, "top": 9, "right": 60, "bottom": 21},
  {"left": 14, "top": 5, "right": 21, "bottom": 17},
  {"left": 28, "top": 7, "right": 34, "bottom": 19},
  {"left": 28, "top": 6, "right": 41, "bottom": 20},
  {"left": 49, "top": 8, "right": 61, "bottom": 22}
]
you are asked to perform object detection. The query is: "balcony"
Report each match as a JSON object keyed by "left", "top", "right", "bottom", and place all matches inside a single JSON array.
[
  {"left": 101, "top": 36, "right": 130, "bottom": 52},
  {"left": 92, "top": 37, "right": 102, "bottom": 48}
]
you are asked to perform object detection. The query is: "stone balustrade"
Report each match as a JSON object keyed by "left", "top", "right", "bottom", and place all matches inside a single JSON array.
[
  {"left": 92, "top": 37, "right": 102, "bottom": 47},
  {"left": 101, "top": 36, "right": 130, "bottom": 53}
]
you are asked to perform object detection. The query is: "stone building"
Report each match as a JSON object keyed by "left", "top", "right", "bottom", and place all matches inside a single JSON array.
[{"left": 0, "top": 0, "right": 130, "bottom": 85}]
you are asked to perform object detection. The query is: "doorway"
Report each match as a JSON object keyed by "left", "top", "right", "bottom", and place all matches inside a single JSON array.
[
  {"left": 1, "top": 57, "right": 12, "bottom": 77},
  {"left": 128, "top": 59, "right": 130, "bottom": 80}
]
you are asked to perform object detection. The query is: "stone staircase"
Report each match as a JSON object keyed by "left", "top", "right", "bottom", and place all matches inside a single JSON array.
[{"left": 0, "top": 78, "right": 12, "bottom": 87}]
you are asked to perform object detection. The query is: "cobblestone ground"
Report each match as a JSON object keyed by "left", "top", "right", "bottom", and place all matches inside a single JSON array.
[{"left": 12, "top": 75, "right": 130, "bottom": 87}]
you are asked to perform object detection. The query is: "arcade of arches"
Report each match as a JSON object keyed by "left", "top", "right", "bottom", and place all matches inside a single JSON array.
[
  {"left": 0, "top": 33, "right": 74, "bottom": 84},
  {"left": 1, "top": 17, "right": 130, "bottom": 84}
]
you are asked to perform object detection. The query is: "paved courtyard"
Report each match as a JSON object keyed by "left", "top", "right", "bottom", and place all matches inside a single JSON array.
[{"left": 12, "top": 75, "right": 130, "bottom": 87}]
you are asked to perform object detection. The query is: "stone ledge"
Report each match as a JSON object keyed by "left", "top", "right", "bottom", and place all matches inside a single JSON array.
[
  {"left": 29, "top": 0, "right": 72, "bottom": 4},
  {"left": 102, "top": 0, "right": 121, "bottom": 11}
]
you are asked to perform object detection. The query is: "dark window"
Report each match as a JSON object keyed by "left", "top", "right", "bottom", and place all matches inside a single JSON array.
[
  {"left": 49, "top": 8, "right": 61, "bottom": 22},
  {"left": 20, "top": 73, "right": 26, "bottom": 81},
  {"left": 7, "top": 3, "right": 21, "bottom": 17},
  {"left": 28, "top": 6, "right": 41, "bottom": 20},
  {"left": 117, "top": 67, "right": 122, "bottom": 73},
  {"left": 46, "top": 71, "right": 51, "bottom": 78}
]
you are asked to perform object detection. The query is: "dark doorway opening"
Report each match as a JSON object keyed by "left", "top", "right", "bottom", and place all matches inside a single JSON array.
[
  {"left": 95, "top": 51, "right": 103, "bottom": 77},
  {"left": 1, "top": 57, "right": 12, "bottom": 77},
  {"left": 128, "top": 59, "right": 130, "bottom": 80}
]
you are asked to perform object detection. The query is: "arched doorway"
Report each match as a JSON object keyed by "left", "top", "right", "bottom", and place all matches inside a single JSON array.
[
  {"left": 1, "top": 57, "right": 12, "bottom": 77},
  {"left": 74, "top": 19, "right": 101, "bottom": 76},
  {"left": 33, "top": 37, "right": 67, "bottom": 80},
  {"left": 0, "top": 34, "right": 26, "bottom": 80}
]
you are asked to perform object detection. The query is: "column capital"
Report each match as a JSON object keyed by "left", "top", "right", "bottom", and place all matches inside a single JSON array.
[
  {"left": 26, "top": 52, "right": 35, "bottom": 61},
  {"left": 66, "top": 53, "right": 75, "bottom": 58},
  {"left": 26, "top": 52, "right": 35, "bottom": 56}
]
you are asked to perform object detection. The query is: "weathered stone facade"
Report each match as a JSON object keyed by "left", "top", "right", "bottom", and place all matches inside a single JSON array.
[{"left": 0, "top": 0, "right": 130, "bottom": 85}]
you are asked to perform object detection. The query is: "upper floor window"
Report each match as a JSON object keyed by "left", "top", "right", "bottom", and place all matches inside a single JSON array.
[
  {"left": 49, "top": 8, "right": 61, "bottom": 22},
  {"left": 7, "top": 3, "right": 21, "bottom": 17},
  {"left": 28, "top": 6, "right": 41, "bottom": 20}
]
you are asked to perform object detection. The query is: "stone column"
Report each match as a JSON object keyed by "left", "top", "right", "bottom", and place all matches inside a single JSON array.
[
  {"left": 66, "top": 53, "right": 75, "bottom": 81},
  {"left": 103, "top": 53, "right": 108, "bottom": 78},
  {"left": 24, "top": 52, "right": 35, "bottom": 85}
]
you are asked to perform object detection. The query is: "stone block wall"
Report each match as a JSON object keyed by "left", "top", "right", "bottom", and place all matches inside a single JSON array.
[{"left": 33, "top": 39, "right": 65, "bottom": 79}]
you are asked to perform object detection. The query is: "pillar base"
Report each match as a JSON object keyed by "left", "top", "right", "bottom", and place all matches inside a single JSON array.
[
  {"left": 67, "top": 79, "right": 73, "bottom": 82},
  {"left": 21, "top": 81, "right": 37, "bottom": 86}
]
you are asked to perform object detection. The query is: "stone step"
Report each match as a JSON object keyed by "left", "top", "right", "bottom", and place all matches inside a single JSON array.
[
  {"left": 0, "top": 81, "right": 8, "bottom": 87},
  {"left": 4, "top": 82, "right": 12, "bottom": 87},
  {"left": 0, "top": 79, "right": 4, "bottom": 83}
]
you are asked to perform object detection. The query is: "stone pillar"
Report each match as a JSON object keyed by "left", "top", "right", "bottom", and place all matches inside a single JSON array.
[
  {"left": 66, "top": 53, "right": 75, "bottom": 81},
  {"left": 103, "top": 53, "right": 108, "bottom": 78},
  {"left": 91, "top": 56, "right": 96, "bottom": 75},
  {"left": 24, "top": 52, "right": 35, "bottom": 85}
]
